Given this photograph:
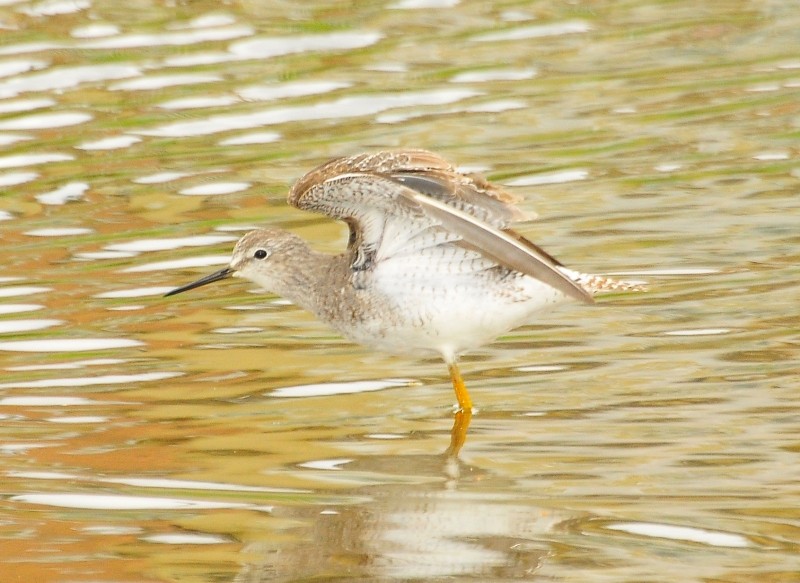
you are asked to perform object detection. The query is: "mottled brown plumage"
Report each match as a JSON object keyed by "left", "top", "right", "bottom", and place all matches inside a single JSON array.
[{"left": 288, "top": 149, "right": 591, "bottom": 302}]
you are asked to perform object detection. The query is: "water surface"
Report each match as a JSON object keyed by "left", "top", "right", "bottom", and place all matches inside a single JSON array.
[{"left": 1, "top": 1, "right": 799, "bottom": 581}]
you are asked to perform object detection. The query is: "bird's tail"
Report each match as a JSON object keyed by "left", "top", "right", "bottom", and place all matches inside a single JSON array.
[{"left": 559, "top": 268, "right": 647, "bottom": 296}]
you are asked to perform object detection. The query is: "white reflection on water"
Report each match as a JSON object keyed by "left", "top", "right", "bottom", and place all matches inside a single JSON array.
[
  {"left": 662, "top": 328, "right": 731, "bottom": 337},
  {"left": 132, "top": 171, "right": 192, "bottom": 184},
  {"left": 0, "top": 171, "right": 36, "bottom": 186},
  {"left": 505, "top": 169, "right": 590, "bottom": 186},
  {"left": 158, "top": 96, "right": 239, "bottom": 110},
  {"left": 18, "top": 0, "right": 89, "bottom": 17},
  {"left": 24, "top": 227, "right": 92, "bottom": 236},
  {"left": 0, "top": 135, "right": 32, "bottom": 147},
  {"left": 11, "top": 493, "right": 262, "bottom": 511},
  {"left": 0, "top": 42, "right": 62, "bottom": 57},
  {"left": 237, "top": 80, "right": 350, "bottom": 102},
  {"left": 0, "top": 442, "right": 56, "bottom": 453},
  {"left": 0, "top": 371, "right": 181, "bottom": 389},
  {"left": 0, "top": 304, "right": 43, "bottom": 315},
  {"left": 450, "top": 68, "right": 537, "bottom": 83},
  {"left": 143, "top": 533, "right": 230, "bottom": 545},
  {"left": 136, "top": 88, "right": 479, "bottom": 137},
  {"left": 0, "top": 59, "right": 47, "bottom": 78},
  {"left": 298, "top": 458, "right": 354, "bottom": 471},
  {"left": 122, "top": 254, "right": 230, "bottom": 273},
  {"left": 472, "top": 19, "right": 592, "bottom": 42},
  {"left": 219, "top": 131, "right": 281, "bottom": 146},
  {"left": 46, "top": 415, "right": 108, "bottom": 424},
  {"left": 0, "top": 64, "right": 139, "bottom": 95},
  {"left": 70, "top": 23, "right": 120, "bottom": 38},
  {"left": 0, "top": 319, "right": 62, "bottom": 334},
  {"left": 6, "top": 357, "right": 125, "bottom": 371},
  {"left": 271, "top": 378, "right": 415, "bottom": 398},
  {"left": 160, "top": 30, "right": 376, "bottom": 67},
  {"left": 0, "top": 97, "right": 55, "bottom": 113},
  {"left": 35, "top": 182, "right": 89, "bottom": 205},
  {"left": 0, "top": 338, "right": 143, "bottom": 352},
  {"left": 752, "top": 151, "right": 789, "bottom": 161},
  {"left": 212, "top": 326, "right": 263, "bottom": 334},
  {"left": 109, "top": 73, "right": 222, "bottom": 91},
  {"left": 81, "top": 525, "right": 141, "bottom": 535},
  {"left": 230, "top": 31, "right": 381, "bottom": 59},
  {"left": 0, "top": 286, "right": 51, "bottom": 297},
  {"left": 95, "top": 287, "right": 176, "bottom": 298},
  {"left": 376, "top": 98, "right": 526, "bottom": 123},
  {"left": 0, "top": 396, "right": 106, "bottom": 406},
  {"left": 10, "top": 471, "right": 308, "bottom": 494},
  {"left": 182, "top": 14, "right": 238, "bottom": 29},
  {"left": 78, "top": 25, "right": 254, "bottom": 50},
  {"left": 0, "top": 152, "right": 72, "bottom": 169},
  {"left": 468, "top": 99, "right": 526, "bottom": 113},
  {"left": 0, "top": 111, "right": 92, "bottom": 130},
  {"left": 76, "top": 135, "right": 141, "bottom": 150},
  {"left": 74, "top": 251, "right": 136, "bottom": 260},
  {"left": 104, "top": 235, "right": 236, "bottom": 253},
  {"left": 606, "top": 522, "right": 750, "bottom": 548},
  {"left": 178, "top": 182, "right": 250, "bottom": 196}
]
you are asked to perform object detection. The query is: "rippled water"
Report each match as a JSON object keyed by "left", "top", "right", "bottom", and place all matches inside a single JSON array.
[{"left": 1, "top": 1, "right": 799, "bottom": 581}]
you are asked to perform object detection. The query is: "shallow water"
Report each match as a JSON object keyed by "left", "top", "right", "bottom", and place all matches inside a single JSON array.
[{"left": 1, "top": 1, "right": 799, "bottom": 581}]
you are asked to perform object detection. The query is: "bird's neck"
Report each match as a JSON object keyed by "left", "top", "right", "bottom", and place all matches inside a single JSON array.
[{"left": 269, "top": 247, "right": 352, "bottom": 320}]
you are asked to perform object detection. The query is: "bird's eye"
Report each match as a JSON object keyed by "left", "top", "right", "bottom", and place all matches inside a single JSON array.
[{"left": 253, "top": 249, "right": 268, "bottom": 260}]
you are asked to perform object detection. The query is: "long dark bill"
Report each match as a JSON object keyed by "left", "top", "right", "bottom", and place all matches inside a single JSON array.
[{"left": 164, "top": 267, "right": 234, "bottom": 297}]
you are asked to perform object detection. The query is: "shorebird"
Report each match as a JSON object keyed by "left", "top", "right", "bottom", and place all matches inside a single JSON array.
[{"left": 166, "top": 150, "right": 640, "bottom": 452}]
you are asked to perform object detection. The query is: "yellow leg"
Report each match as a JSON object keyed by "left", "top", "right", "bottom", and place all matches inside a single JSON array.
[
  {"left": 447, "top": 361, "right": 473, "bottom": 411},
  {"left": 445, "top": 407, "right": 472, "bottom": 458},
  {"left": 444, "top": 360, "right": 473, "bottom": 457}
]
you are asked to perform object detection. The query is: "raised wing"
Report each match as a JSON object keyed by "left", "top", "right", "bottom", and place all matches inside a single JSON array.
[{"left": 288, "top": 149, "right": 592, "bottom": 303}]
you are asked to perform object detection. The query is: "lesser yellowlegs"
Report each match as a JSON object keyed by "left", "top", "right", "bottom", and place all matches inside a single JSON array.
[{"left": 166, "top": 150, "right": 640, "bottom": 451}]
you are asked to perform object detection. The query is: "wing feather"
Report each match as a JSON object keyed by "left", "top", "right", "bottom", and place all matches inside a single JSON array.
[
  {"left": 405, "top": 191, "right": 592, "bottom": 303},
  {"left": 288, "top": 149, "right": 591, "bottom": 302}
]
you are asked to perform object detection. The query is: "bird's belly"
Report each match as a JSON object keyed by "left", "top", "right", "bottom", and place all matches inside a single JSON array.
[{"left": 334, "top": 276, "right": 568, "bottom": 358}]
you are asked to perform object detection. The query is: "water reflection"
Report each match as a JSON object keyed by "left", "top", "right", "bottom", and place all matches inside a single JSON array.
[
  {"left": 75, "top": 135, "right": 141, "bottom": 150},
  {"left": 471, "top": 19, "right": 592, "bottom": 42},
  {"left": 0, "top": 64, "right": 140, "bottom": 95},
  {"left": 0, "top": 152, "right": 73, "bottom": 168},
  {"left": 233, "top": 455, "right": 763, "bottom": 582},
  {"left": 0, "top": 0, "right": 799, "bottom": 580},
  {"left": 35, "top": 181, "right": 88, "bottom": 205},
  {"left": 136, "top": 88, "right": 478, "bottom": 137},
  {"left": 238, "top": 483, "right": 560, "bottom": 581},
  {"left": 0, "top": 338, "right": 142, "bottom": 352},
  {"left": 0, "top": 110, "right": 92, "bottom": 129}
]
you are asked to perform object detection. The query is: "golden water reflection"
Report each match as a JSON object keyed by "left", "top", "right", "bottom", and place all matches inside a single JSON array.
[{"left": 1, "top": 0, "right": 799, "bottom": 581}]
